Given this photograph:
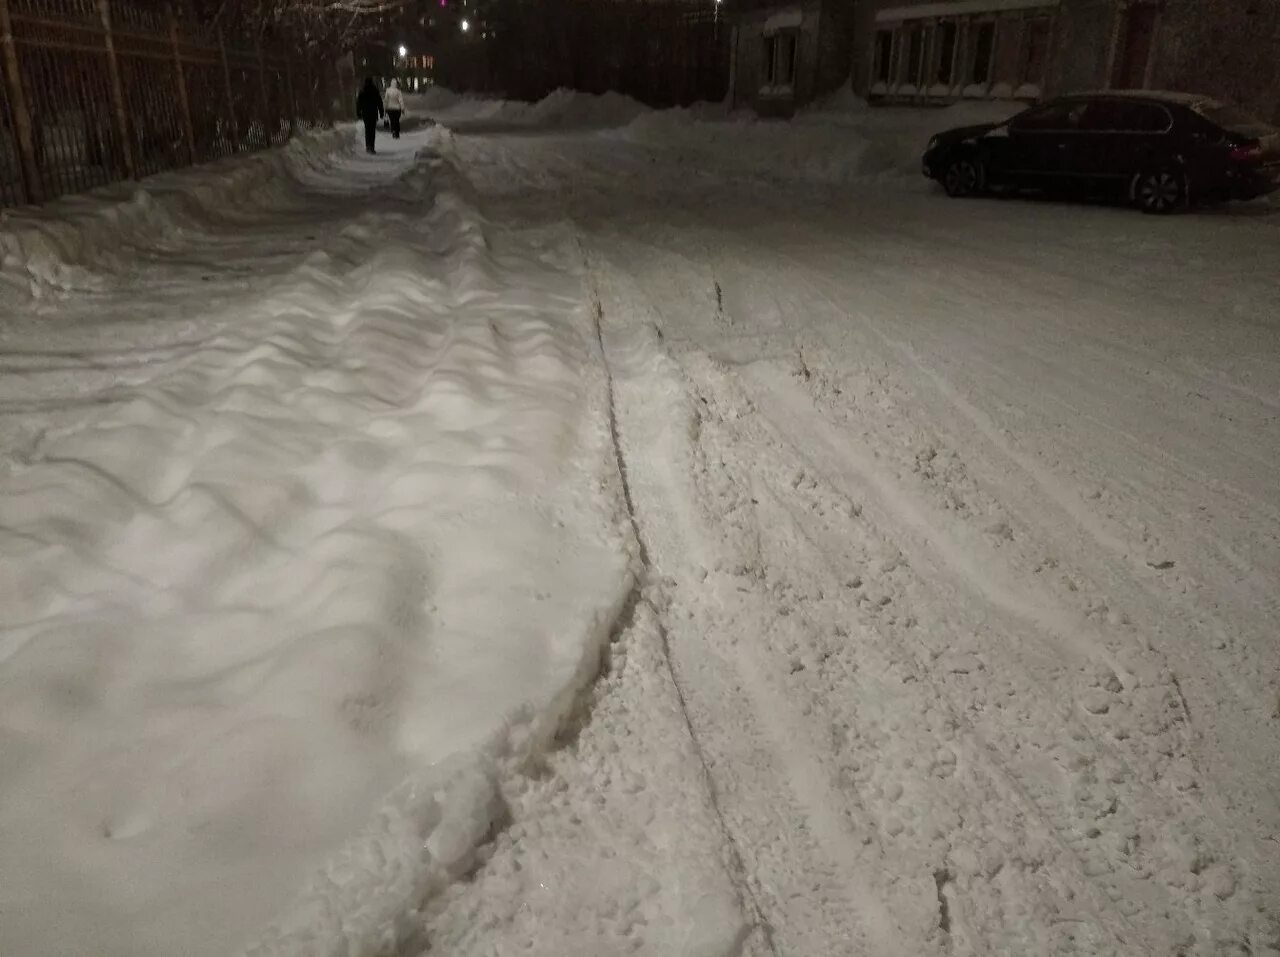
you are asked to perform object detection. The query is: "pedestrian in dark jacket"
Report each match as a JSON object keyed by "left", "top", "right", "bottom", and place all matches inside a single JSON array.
[{"left": 356, "top": 77, "right": 384, "bottom": 154}]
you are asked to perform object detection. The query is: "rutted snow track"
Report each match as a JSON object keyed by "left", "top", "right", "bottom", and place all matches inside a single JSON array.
[{"left": 432, "top": 106, "right": 1280, "bottom": 957}]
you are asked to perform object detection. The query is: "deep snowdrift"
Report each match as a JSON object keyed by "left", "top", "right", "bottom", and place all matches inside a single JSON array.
[{"left": 0, "top": 126, "right": 634, "bottom": 957}]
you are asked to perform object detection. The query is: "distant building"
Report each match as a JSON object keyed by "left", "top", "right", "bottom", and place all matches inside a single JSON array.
[
  {"left": 856, "top": 0, "right": 1057, "bottom": 105},
  {"left": 402, "top": 54, "right": 436, "bottom": 92},
  {"left": 729, "top": 0, "right": 855, "bottom": 115},
  {"left": 731, "top": 0, "right": 1280, "bottom": 122},
  {"left": 355, "top": 0, "right": 451, "bottom": 92},
  {"left": 854, "top": 0, "right": 1280, "bottom": 121}
]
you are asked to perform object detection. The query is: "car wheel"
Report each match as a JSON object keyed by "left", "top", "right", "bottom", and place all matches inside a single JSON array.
[
  {"left": 943, "top": 157, "right": 983, "bottom": 198},
  {"left": 1134, "top": 169, "right": 1186, "bottom": 214}
]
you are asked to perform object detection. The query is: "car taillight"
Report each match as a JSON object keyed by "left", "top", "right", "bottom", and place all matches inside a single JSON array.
[{"left": 1229, "top": 143, "right": 1263, "bottom": 162}]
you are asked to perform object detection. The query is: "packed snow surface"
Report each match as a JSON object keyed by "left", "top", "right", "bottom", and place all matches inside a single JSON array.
[{"left": 2, "top": 88, "right": 1279, "bottom": 957}]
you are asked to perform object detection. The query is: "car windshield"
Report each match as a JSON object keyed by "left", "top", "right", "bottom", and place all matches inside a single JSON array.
[{"left": 1194, "top": 102, "right": 1273, "bottom": 135}]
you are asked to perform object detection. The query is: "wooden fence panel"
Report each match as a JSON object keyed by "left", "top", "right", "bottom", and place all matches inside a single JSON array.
[{"left": 0, "top": 0, "right": 342, "bottom": 207}]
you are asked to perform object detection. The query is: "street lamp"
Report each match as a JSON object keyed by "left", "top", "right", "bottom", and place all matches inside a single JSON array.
[
  {"left": 398, "top": 44, "right": 407, "bottom": 57},
  {"left": 460, "top": 18, "right": 470, "bottom": 32}
]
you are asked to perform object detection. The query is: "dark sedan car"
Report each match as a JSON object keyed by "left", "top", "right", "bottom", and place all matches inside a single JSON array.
[{"left": 922, "top": 91, "right": 1280, "bottom": 213}]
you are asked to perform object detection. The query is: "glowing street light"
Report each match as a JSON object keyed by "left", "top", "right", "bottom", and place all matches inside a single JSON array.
[
  {"left": 460, "top": 18, "right": 470, "bottom": 31},
  {"left": 398, "top": 44, "right": 407, "bottom": 57}
]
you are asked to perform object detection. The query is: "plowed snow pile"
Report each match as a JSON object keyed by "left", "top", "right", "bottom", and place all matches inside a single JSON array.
[{"left": 0, "top": 126, "right": 632, "bottom": 957}]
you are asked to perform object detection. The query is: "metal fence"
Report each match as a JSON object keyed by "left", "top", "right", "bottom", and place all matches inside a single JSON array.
[{"left": 0, "top": 0, "right": 356, "bottom": 207}]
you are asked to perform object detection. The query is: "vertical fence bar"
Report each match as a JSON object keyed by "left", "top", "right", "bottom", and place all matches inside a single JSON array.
[
  {"left": 0, "top": 0, "right": 39, "bottom": 202},
  {"left": 2, "top": 1, "right": 334, "bottom": 208},
  {"left": 283, "top": 51, "right": 296, "bottom": 137},
  {"left": 255, "top": 38, "right": 269, "bottom": 145},
  {"left": 218, "top": 30, "right": 239, "bottom": 151},
  {"left": 97, "top": 0, "right": 136, "bottom": 179},
  {"left": 304, "top": 59, "right": 317, "bottom": 127},
  {"left": 167, "top": 4, "right": 196, "bottom": 163},
  {"left": 334, "top": 60, "right": 345, "bottom": 123}
]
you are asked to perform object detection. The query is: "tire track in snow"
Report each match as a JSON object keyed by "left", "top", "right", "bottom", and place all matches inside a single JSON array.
[
  {"left": 582, "top": 243, "right": 924, "bottom": 957},
  {"left": 450, "top": 125, "right": 1279, "bottom": 953},
  {"left": 577, "top": 239, "right": 778, "bottom": 957},
  {"left": 579, "top": 230, "right": 1272, "bottom": 955},
  {"left": 760, "top": 249, "right": 1280, "bottom": 838}
]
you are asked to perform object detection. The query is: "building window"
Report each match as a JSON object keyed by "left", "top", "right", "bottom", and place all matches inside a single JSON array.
[
  {"left": 905, "top": 25, "right": 924, "bottom": 85},
  {"left": 971, "top": 21, "right": 995, "bottom": 85},
  {"left": 936, "top": 21, "right": 958, "bottom": 85},
  {"left": 764, "top": 32, "right": 798, "bottom": 88},
  {"left": 1020, "top": 17, "right": 1051, "bottom": 86},
  {"left": 874, "top": 29, "right": 893, "bottom": 84}
]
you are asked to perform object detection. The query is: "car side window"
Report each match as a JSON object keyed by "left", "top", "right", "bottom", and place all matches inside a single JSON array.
[
  {"left": 1077, "top": 100, "right": 1171, "bottom": 133},
  {"left": 1128, "top": 104, "right": 1172, "bottom": 133},
  {"left": 1078, "top": 101, "right": 1124, "bottom": 132},
  {"left": 1191, "top": 115, "right": 1227, "bottom": 143},
  {"left": 1012, "top": 101, "right": 1086, "bottom": 132}
]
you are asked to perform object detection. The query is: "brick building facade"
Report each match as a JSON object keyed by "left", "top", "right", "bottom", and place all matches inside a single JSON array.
[{"left": 732, "top": 0, "right": 1280, "bottom": 122}]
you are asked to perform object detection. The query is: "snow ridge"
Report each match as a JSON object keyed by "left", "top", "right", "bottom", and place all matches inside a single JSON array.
[
  {"left": 0, "top": 130, "right": 347, "bottom": 298},
  {"left": 0, "top": 127, "right": 634, "bottom": 957}
]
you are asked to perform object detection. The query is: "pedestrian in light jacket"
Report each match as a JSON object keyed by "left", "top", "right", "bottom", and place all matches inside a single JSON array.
[
  {"left": 384, "top": 79, "right": 405, "bottom": 139},
  {"left": 356, "top": 77, "right": 384, "bottom": 154}
]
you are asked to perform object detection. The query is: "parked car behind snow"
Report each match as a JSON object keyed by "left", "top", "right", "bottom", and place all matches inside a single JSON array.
[{"left": 922, "top": 91, "right": 1280, "bottom": 214}]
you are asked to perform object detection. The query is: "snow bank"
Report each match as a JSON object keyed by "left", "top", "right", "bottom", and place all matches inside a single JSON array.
[
  {"left": 0, "top": 125, "right": 634, "bottom": 957},
  {"left": 419, "top": 85, "right": 1020, "bottom": 187},
  {"left": 618, "top": 98, "right": 1022, "bottom": 186},
  {"left": 0, "top": 129, "right": 349, "bottom": 298},
  {"left": 411, "top": 87, "right": 649, "bottom": 129}
]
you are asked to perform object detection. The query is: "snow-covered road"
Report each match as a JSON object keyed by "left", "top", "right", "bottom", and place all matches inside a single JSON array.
[
  {"left": 424, "top": 99, "right": 1280, "bottom": 956},
  {"left": 2, "top": 93, "right": 1278, "bottom": 957}
]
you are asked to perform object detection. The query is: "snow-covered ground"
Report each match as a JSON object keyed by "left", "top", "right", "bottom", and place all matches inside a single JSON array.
[{"left": 2, "top": 90, "right": 1278, "bottom": 957}]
